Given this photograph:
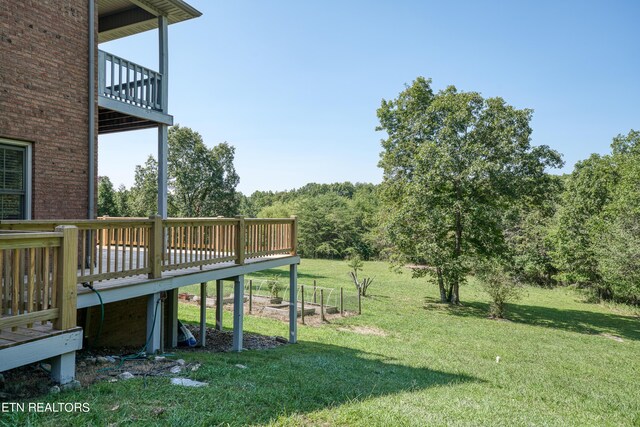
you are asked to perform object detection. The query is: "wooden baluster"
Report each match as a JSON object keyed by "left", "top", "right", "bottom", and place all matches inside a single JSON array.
[
  {"left": 41, "top": 248, "right": 49, "bottom": 324},
  {"left": 114, "top": 228, "right": 119, "bottom": 272},
  {"left": 11, "top": 250, "right": 19, "bottom": 326},
  {"left": 129, "top": 226, "right": 134, "bottom": 272},
  {"left": 27, "top": 248, "right": 35, "bottom": 327}
]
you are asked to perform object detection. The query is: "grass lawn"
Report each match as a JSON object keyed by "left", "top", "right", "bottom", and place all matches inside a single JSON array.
[{"left": 4, "top": 259, "right": 639, "bottom": 426}]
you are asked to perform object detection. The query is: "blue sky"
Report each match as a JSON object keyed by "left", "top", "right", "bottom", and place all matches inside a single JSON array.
[{"left": 99, "top": 0, "right": 640, "bottom": 194}]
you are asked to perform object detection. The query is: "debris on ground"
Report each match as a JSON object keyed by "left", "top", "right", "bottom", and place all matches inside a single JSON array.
[
  {"left": 170, "top": 378, "right": 208, "bottom": 387},
  {"left": 1, "top": 326, "right": 286, "bottom": 401},
  {"left": 182, "top": 324, "right": 288, "bottom": 352}
]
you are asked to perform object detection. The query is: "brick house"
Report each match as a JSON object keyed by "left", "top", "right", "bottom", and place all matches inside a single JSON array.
[{"left": 0, "top": 0, "right": 299, "bottom": 384}]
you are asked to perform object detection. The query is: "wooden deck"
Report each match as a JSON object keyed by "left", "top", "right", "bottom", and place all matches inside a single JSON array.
[{"left": 76, "top": 250, "right": 297, "bottom": 308}]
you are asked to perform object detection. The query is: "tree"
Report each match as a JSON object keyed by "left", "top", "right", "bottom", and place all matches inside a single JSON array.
[
  {"left": 114, "top": 184, "right": 132, "bottom": 217},
  {"left": 168, "top": 125, "right": 240, "bottom": 217},
  {"left": 128, "top": 156, "right": 159, "bottom": 217},
  {"left": 377, "top": 77, "right": 563, "bottom": 304},
  {"left": 97, "top": 176, "right": 118, "bottom": 217},
  {"left": 553, "top": 130, "right": 640, "bottom": 304}
]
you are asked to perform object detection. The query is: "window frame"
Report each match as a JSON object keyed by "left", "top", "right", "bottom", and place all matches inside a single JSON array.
[{"left": 0, "top": 137, "right": 32, "bottom": 220}]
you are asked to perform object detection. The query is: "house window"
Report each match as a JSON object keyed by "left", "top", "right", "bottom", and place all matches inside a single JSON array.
[{"left": 0, "top": 139, "right": 31, "bottom": 220}]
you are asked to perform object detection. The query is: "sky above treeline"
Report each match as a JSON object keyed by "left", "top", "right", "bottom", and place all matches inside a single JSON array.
[{"left": 98, "top": 0, "right": 640, "bottom": 195}]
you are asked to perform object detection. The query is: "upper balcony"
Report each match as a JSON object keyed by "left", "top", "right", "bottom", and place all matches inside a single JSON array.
[
  {"left": 96, "top": 0, "right": 201, "bottom": 134},
  {"left": 98, "top": 49, "right": 171, "bottom": 134}
]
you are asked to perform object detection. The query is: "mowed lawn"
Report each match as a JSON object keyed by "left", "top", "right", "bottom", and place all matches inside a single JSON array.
[{"left": 5, "top": 259, "right": 640, "bottom": 426}]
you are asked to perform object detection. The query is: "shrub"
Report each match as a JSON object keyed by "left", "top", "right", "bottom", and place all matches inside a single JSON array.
[{"left": 477, "top": 261, "right": 523, "bottom": 318}]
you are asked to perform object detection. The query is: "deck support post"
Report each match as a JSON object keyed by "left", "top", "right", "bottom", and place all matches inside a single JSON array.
[
  {"left": 166, "top": 289, "right": 178, "bottom": 348},
  {"left": 146, "top": 292, "right": 161, "bottom": 354},
  {"left": 199, "top": 282, "right": 207, "bottom": 347},
  {"left": 289, "top": 263, "right": 298, "bottom": 343},
  {"left": 50, "top": 351, "right": 76, "bottom": 385},
  {"left": 232, "top": 276, "right": 244, "bottom": 352},
  {"left": 157, "top": 14, "right": 169, "bottom": 220},
  {"left": 215, "top": 279, "right": 223, "bottom": 331}
]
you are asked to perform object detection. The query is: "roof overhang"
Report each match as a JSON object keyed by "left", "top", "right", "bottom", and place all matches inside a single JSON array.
[{"left": 98, "top": 0, "right": 202, "bottom": 43}]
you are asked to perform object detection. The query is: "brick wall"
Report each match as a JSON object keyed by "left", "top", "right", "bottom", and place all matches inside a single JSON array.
[{"left": 0, "top": 0, "right": 97, "bottom": 219}]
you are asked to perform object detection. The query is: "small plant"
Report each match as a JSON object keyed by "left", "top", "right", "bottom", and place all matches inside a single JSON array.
[
  {"left": 266, "top": 276, "right": 285, "bottom": 303},
  {"left": 348, "top": 255, "right": 375, "bottom": 297},
  {"left": 477, "top": 260, "right": 523, "bottom": 319}
]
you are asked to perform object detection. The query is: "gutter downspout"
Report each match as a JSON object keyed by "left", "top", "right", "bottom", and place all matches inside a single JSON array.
[{"left": 88, "top": 0, "right": 96, "bottom": 220}]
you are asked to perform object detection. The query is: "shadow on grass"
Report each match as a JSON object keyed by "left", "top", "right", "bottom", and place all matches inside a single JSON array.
[
  {"left": 186, "top": 340, "right": 479, "bottom": 425},
  {"left": 427, "top": 297, "right": 640, "bottom": 341}
]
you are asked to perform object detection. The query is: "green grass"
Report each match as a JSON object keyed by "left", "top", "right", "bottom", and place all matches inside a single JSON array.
[{"left": 4, "top": 259, "right": 640, "bottom": 426}]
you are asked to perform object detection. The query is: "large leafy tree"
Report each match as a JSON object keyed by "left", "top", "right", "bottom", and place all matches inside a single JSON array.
[
  {"left": 377, "top": 77, "right": 563, "bottom": 303},
  {"left": 128, "top": 156, "right": 159, "bottom": 217},
  {"left": 97, "top": 176, "right": 119, "bottom": 217},
  {"left": 168, "top": 125, "right": 240, "bottom": 217},
  {"left": 553, "top": 130, "right": 640, "bottom": 303}
]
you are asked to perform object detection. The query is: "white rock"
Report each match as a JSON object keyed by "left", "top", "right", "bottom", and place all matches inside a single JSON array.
[
  {"left": 61, "top": 380, "right": 81, "bottom": 391},
  {"left": 49, "top": 385, "right": 60, "bottom": 394},
  {"left": 235, "top": 364, "right": 247, "bottom": 369},
  {"left": 496, "top": 356, "right": 501, "bottom": 363},
  {"left": 118, "top": 372, "right": 135, "bottom": 380},
  {"left": 170, "top": 366, "right": 182, "bottom": 374},
  {"left": 154, "top": 356, "right": 166, "bottom": 361},
  {"left": 176, "top": 359, "right": 185, "bottom": 366},
  {"left": 170, "top": 378, "right": 208, "bottom": 387},
  {"left": 191, "top": 363, "right": 201, "bottom": 372}
]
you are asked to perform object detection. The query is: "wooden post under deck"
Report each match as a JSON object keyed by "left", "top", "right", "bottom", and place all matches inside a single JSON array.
[
  {"left": 215, "top": 280, "right": 223, "bottom": 331},
  {"left": 199, "top": 282, "right": 207, "bottom": 347},
  {"left": 146, "top": 292, "right": 161, "bottom": 354},
  {"left": 289, "top": 264, "right": 298, "bottom": 343},
  {"left": 232, "top": 276, "right": 244, "bottom": 352}
]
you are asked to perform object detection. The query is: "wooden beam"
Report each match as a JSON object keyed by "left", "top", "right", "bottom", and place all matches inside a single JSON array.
[
  {"left": 0, "top": 328, "right": 82, "bottom": 373},
  {"left": 77, "top": 256, "right": 301, "bottom": 309},
  {"left": 54, "top": 226, "right": 77, "bottom": 331}
]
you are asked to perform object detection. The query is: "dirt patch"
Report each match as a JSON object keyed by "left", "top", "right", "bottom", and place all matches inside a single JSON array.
[
  {"left": 180, "top": 294, "right": 358, "bottom": 326},
  {"left": 600, "top": 333, "right": 624, "bottom": 342},
  {"left": 336, "top": 326, "right": 388, "bottom": 336},
  {"left": 1, "top": 327, "right": 287, "bottom": 402},
  {"left": 182, "top": 324, "right": 288, "bottom": 352},
  {"left": 0, "top": 364, "right": 53, "bottom": 401}
]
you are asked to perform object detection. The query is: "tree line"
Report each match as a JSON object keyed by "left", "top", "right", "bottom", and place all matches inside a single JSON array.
[
  {"left": 98, "top": 125, "right": 240, "bottom": 218},
  {"left": 98, "top": 83, "right": 639, "bottom": 306}
]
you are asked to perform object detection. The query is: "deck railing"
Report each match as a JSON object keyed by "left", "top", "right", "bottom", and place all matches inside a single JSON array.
[
  {"left": 0, "top": 217, "right": 297, "bottom": 285},
  {"left": 0, "top": 227, "right": 77, "bottom": 333},
  {"left": 98, "top": 50, "right": 163, "bottom": 110}
]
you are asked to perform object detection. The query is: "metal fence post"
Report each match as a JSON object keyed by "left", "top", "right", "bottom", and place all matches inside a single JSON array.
[{"left": 320, "top": 289, "right": 325, "bottom": 322}]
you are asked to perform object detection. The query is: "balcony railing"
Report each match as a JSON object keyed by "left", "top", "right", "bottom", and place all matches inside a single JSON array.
[
  {"left": 0, "top": 217, "right": 297, "bottom": 286},
  {"left": 98, "top": 50, "right": 163, "bottom": 111}
]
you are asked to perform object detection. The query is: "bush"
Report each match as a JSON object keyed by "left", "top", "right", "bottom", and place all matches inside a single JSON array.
[{"left": 477, "top": 261, "right": 523, "bottom": 319}]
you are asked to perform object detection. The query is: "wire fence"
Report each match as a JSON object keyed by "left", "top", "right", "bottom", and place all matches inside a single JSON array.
[
  {"left": 244, "top": 278, "right": 362, "bottom": 321},
  {"left": 179, "top": 277, "right": 363, "bottom": 323}
]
